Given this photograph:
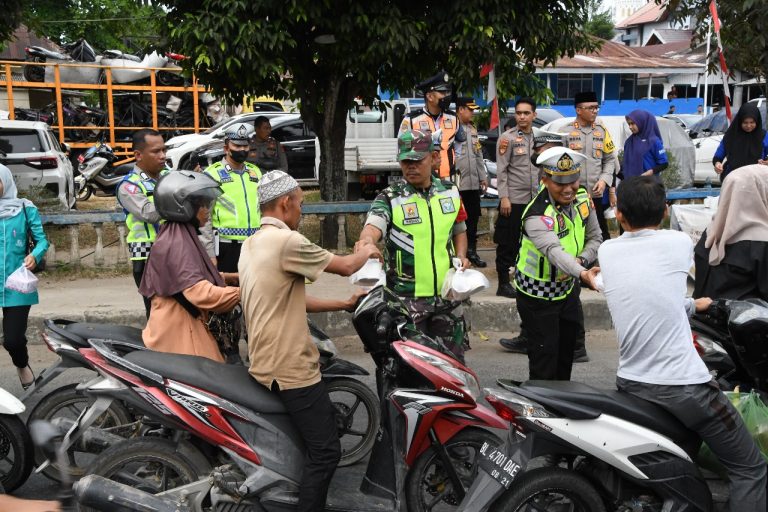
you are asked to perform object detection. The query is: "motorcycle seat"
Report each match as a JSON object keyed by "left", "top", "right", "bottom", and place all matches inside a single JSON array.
[
  {"left": 515, "top": 380, "right": 699, "bottom": 451},
  {"left": 124, "top": 350, "right": 287, "bottom": 414},
  {"left": 64, "top": 323, "right": 144, "bottom": 348}
]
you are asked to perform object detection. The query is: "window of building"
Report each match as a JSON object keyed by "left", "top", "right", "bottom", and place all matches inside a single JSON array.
[{"left": 557, "top": 74, "right": 593, "bottom": 101}]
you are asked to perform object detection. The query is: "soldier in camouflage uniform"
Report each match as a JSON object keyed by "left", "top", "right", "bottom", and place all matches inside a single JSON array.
[{"left": 356, "top": 130, "right": 472, "bottom": 361}]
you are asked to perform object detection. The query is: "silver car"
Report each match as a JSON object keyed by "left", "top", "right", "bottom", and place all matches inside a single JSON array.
[{"left": 0, "top": 120, "right": 76, "bottom": 209}]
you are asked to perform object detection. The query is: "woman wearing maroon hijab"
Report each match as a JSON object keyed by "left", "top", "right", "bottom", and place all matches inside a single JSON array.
[{"left": 139, "top": 171, "right": 240, "bottom": 361}]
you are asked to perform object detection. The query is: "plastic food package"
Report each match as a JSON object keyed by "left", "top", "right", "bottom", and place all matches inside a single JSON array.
[
  {"left": 441, "top": 258, "right": 490, "bottom": 301},
  {"left": 350, "top": 259, "right": 385, "bottom": 288},
  {"left": 4, "top": 265, "right": 39, "bottom": 294}
]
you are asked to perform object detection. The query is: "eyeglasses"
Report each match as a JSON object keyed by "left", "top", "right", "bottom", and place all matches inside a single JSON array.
[{"left": 577, "top": 106, "right": 600, "bottom": 112}]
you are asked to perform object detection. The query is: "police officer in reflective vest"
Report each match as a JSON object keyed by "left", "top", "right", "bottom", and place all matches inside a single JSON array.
[
  {"left": 200, "top": 122, "right": 262, "bottom": 273},
  {"left": 399, "top": 71, "right": 462, "bottom": 180},
  {"left": 515, "top": 147, "right": 602, "bottom": 380},
  {"left": 117, "top": 128, "right": 168, "bottom": 318},
  {"left": 357, "top": 130, "right": 472, "bottom": 361}
]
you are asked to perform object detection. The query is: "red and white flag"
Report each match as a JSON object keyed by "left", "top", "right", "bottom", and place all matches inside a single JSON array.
[
  {"left": 709, "top": 0, "right": 732, "bottom": 121},
  {"left": 481, "top": 63, "right": 500, "bottom": 132}
]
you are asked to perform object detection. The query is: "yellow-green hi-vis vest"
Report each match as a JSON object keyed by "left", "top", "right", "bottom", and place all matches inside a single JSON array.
[
  {"left": 514, "top": 187, "right": 591, "bottom": 300},
  {"left": 121, "top": 169, "right": 168, "bottom": 261},
  {"left": 387, "top": 179, "right": 460, "bottom": 298},
  {"left": 204, "top": 160, "right": 262, "bottom": 240}
]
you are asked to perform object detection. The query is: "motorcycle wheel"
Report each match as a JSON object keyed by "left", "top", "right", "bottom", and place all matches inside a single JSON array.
[
  {"left": 0, "top": 414, "right": 33, "bottom": 492},
  {"left": 489, "top": 467, "right": 606, "bottom": 512},
  {"left": 23, "top": 65, "right": 45, "bottom": 82},
  {"left": 26, "top": 383, "right": 134, "bottom": 482},
  {"left": 81, "top": 438, "right": 211, "bottom": 512},
  {"left": 325, "top": 377, "right": 379, "bottom": 467},
  {"left": 406, "top": 427, "right": 501, "bottom": 512},
  {"left": 157, "top": 71, "right": 184, "bottom": 87},
  {"left": 76, "top": 184, "right": 93, "bottom": 201}
]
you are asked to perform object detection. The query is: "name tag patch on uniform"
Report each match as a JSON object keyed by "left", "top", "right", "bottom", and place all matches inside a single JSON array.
[
  {"left": 402, "top": 203, "right": 422, "bottom": 224},
  {"left": 540, "top": 216, "right": 555, "bottom": 230},
  {"left": 217, "top": 169, "right": 233, "bottom": 183},
  {"left": 247, "top": 169, "right": 260, "bottom": 183},
  {"left": 419, "top": 121, "right": 430, "bottom": 131},
  {"left": 557, "top": 228, "right": 570, "bottom": 239},
  {"left": 439, "top": 198, "right": 456, "bottom": 214},
  {"left": 577, "top": 201, "right": 590, "bottom": 220},
  {"left": 556, "top": 215, "right": 565, "bottom": 232}
]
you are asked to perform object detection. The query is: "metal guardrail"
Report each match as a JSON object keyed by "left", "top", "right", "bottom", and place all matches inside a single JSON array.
[{"left": 38, "top": 186, "right": 719, "bottom": 265}]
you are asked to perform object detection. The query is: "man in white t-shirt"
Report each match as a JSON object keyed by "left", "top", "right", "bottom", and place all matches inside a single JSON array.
[{"left": 598, "top": 176, "right": 766, "bottom": 511}]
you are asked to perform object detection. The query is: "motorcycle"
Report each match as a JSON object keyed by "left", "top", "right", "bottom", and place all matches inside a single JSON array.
[
  {"left": 74, "top": 142, "right": 133, "bottom": 200},
  {"left": 23, "top": 39, "right": 101, "bottom": 84},
  {"left": 0, "top": 386, "right": 33, "bottom": 493},
  {"left": 26, "top": 316, "right": 379, "bottom": 481},
  {"left": 459, "top": 298, "right": 768, "bottom": 512},
  {"left": 69, "top": 286, "right": 506, "bottom": 512},
  {"left": 100, "top": 50, "right": 185, "bottom": 85}
]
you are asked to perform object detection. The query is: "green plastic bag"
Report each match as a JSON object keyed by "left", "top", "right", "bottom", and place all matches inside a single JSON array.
[{"left": 697, "top": 391, "right": 768, "bottom": 477}]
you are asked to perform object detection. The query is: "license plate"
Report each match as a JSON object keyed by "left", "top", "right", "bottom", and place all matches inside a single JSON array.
[{"left": 478, "top": 431, "right": 529, "bottom": 489}]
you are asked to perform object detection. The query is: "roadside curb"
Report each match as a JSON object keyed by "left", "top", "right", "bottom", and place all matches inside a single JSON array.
[{"left": 26, "top": 298, "right": 613, "bottom": 343}]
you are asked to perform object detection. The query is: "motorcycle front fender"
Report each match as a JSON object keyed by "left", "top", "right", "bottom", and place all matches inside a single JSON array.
[
  {"left": 321, "top": 357, "right": 369, "bottom": 376},
  {"left": 0, "top": 387, "right": 25, "bottom": 415}
]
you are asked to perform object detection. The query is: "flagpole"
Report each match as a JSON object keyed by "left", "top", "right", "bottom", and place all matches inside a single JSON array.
[{"left": 702, "top": 16, "right": 711, "bottom": 116}]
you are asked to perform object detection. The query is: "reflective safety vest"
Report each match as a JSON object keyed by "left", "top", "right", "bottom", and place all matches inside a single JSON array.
[
  {"left": 204, "top": 160, "right": 262, "bottom": 241},
  {"left": 120, "top": 169, "right": 166, "bottom": 261},
  {"left": 400, "top": 109, "right": 458, "bottom": 179},
  {"left": 514, "top": 187, "right": 591, "bottom": 300},
  {"left": 385, "top": 179, "right": 461, "bottom": 298}
]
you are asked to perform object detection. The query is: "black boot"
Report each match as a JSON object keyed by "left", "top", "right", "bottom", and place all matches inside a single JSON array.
[
  {"left": 496, "top": 282, "right": 516, "bottom": 298},
  {"left": 467, "top": 244, "right": 487, "bottom": 268},
  {"left": 499, "top": 332, "right": 529, "bottom": 353}
]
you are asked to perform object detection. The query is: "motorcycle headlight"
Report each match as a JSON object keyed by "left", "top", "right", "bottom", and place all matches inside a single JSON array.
[{"left": 401, "top": 345, "right": 481, "bottom": 399}]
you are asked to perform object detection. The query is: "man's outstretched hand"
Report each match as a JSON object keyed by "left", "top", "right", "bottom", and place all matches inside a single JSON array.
[
  {"left": 580, "top": 266, "right": 601, "bottom": 291},
  {"left": 695, "top": 297, "right": 713, "bottom": 312}
]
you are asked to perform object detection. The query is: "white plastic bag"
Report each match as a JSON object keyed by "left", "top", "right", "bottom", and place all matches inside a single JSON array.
[
  {"left": 441, "top": 258, "right": 490, "bottom": 301},
  {"left": 4, "top": 265, "right": 38, "bottom": 294},
  {"left": 350, "top": 259, "right": 385, "bottom": 287}
]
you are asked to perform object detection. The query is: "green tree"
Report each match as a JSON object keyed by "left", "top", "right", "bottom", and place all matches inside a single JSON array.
[
  {"left": 666, "top": 0, "right": 768, "bottom": 99},
  {"left": 161, "top": 0, "right": 597, "bottom": 242},
  {"left": 22, "top": 0, "right": 165, "bottom": 53},
  {"left": 0, "top": 0, "right": 24, "bottom": 51},
  {"left": 585, "top": 0, "right": 615, "bottom": 40}
]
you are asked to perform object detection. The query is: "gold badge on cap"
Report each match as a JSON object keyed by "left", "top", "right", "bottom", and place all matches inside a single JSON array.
[{"left": 557, "top": 153, "right": 574, "bottom": 171}]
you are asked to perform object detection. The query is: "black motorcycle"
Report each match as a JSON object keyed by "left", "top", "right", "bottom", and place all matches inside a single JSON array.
[{"left": 23, "top": 39, "right": 97, "bottom": 82}]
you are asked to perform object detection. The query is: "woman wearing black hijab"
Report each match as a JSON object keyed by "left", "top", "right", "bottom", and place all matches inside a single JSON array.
[{"left": 712, "top": 103, "right": 768, "bottom": 181}]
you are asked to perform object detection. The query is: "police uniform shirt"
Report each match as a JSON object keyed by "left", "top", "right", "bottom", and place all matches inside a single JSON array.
[
  {"left": 116, "top": 166, "right": 161, "bottom": 224},
  {"left": 454, "top": 122, "right": 487, "bottom": 191},
  {"left": 496, "top": 129, "right": 538, "bottom": 204},
  {"left": 249, "top": 138, "right": 288, "bottom": 172},
  {"left": 558, "top": 121, "right": 616, "bottom": 197},
  {"left": 523, "top": 190, "right": 602, "bottom": 277}
]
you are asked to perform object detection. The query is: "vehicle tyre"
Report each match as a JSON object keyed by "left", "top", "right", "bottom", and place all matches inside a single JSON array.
[
  {"left": 489, "top": 467, "right": 606, "bottom": 512},
  {"left": 325, "top": 377, "right": 379, "bottom": 467},
  {"left": 406, "top": 427, "right": 501, "bottom": 512},
  {"left": 0, "top": 414, "right": 34, "bottom": 492},
  {"left": 23, "top": 64, "right": 45, "bottom": 82},
  {"left": 26, "top": 383, "right": 134, "bottom": 481},
  {"left": 81, "top": 437, "right": 211, "bottom": 512},
  {"left": 76, "top": 184, "right": 93, "bottom": 201}
]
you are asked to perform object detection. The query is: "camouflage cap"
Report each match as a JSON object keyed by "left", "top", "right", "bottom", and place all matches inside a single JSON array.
[
  {"left": 537, "top": 147, "right": 587, "bottom": 184},
  {"left": 398, "top": 130, "right": 432, "bottom": 161}
]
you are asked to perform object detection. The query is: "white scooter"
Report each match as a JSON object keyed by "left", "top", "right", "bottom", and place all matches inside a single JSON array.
[
  {"left": 460, "top": 299, "right": 768, "bottom": 512},
  {"left": 0, "top": 387, "right": 33, "bottom": 493}
]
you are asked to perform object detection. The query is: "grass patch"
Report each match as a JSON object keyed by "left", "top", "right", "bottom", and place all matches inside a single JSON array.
[{"left": 36, "top": 263, "right": 131, "bottom": 282}]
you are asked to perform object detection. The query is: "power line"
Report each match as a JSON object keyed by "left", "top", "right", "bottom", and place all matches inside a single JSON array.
[{"left": 40, "top": 16, "right": 154, "bottom": 23}]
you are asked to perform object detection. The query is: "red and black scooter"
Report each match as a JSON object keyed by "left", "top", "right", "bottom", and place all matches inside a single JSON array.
[{"left": 69, "top": 286, "right": 506, "bottom": 512}]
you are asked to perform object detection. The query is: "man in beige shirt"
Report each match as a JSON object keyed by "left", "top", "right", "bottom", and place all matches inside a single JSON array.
[{"left": 239, "top": 171, "right": 380, "bottom": 512}]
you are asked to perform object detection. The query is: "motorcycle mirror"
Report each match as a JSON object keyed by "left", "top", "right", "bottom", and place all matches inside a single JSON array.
[{"left": 28, "top": 420, "right": 60, "bottom": 461}]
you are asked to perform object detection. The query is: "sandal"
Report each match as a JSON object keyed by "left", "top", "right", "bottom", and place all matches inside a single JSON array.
[{"left": 18, "top": 365, "right": 35, "bottom": 390}]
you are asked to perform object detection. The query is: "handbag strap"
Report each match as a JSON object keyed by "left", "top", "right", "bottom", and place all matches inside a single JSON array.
[{"left": 22, "top": 205, "right": 32, "bottom": 255}]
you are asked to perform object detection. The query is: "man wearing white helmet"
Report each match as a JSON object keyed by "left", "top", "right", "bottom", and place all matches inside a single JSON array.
[
  {"left": 514, "top": 147, "right": 602, "bottom": 380},
  {"left": 200, "top": 122, "right": 262, "bottom": 273}
]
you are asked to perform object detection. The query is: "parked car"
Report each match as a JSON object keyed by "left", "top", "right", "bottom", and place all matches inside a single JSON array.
[
  {"left": 190, "top": 114, "right": 318, "bottom": 184},
  {"left": 0, "top": 120, "right": 76, "bottom": 208},
  {"left": 164, "top": 110, "right": 292, "bottom": 170},
  {"left": 542, "top": 115, "right": 696, "bottom": 188},
  {"left": 478, "top": 108, "right": 564, "bottom": 161},
  {"left": 663, "top": 114, "right": 704, "bottom": 133}
]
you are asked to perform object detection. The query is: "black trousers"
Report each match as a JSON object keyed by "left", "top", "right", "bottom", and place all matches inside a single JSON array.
[
  {"left": 516, "top": 288, "right": 581, "bottom": 380},
  {"left": 459, "top": 190, "right": 482, "bottom": 250},
  {"left": 2, "top": 305, "right": 31, "bottom": 368},
  {"left": 217, "top": 241, "right": 243, "bottom": 273},
  {"left": 593, "top": 199, "right": 611, "bottom": 242},
  {"left": 132, "top": 260, "right": 151, "bottom": 319},
  {"left": 494, "top": 203, "right": 526, "bottom": 284},
  {"left": 274, "top": 380, "right": 341, "bottom": 512}
]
